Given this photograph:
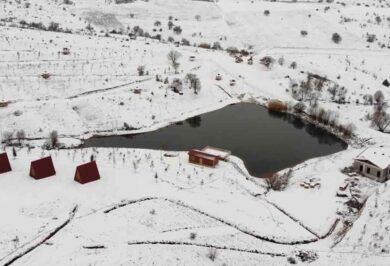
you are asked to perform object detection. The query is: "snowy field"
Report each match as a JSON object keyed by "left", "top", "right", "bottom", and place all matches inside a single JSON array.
[{"left": 0, "top": 0, "right": 390, "bottom": 265}]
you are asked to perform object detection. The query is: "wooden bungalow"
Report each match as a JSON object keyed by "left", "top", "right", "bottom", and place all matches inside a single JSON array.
[
  {"left": 354, "top": 149, "right": 390, "bottom": 182},
  {"left": 0, "top": 152, "right": 12, "bottom": 174},
  {"left": 30, "top": 156, "right": 56, "bottom": 180},
  {"left": 74, "top": 161, "right": 101, "bottom": 184},
  {"left": 188, "top": 149, "right": 219, "bottom": 168}
]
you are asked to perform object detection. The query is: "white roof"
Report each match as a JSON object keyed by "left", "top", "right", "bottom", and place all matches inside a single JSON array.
[
  {"left": 355, "top": 148, "right": 390, "bottom": 169},
  {"left": 201, "top": 146, "right": 231, "bottom": 159}
]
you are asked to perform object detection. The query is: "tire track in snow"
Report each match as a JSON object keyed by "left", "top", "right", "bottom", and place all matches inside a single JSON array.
[
  {"left": 127, "top": 241, "right": 286, "bottom": 257},
  {"left": 67, "top": 77, "right": 152, "bottom": 99},
  {"left": 103, "top": 197, "right": 323, "bottom": 245},
  {"left": 2, "top": 205, "right": 78, "bottom": 266}
]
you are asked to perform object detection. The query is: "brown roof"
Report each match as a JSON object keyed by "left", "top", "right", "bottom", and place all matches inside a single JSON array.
[
  {"left": 30, "top": 156, "right": 56, "bottom": 179},
  {"left": 74, "top": 161, "right": 101, "bottom": 184},
  {"left": 0, "top": 152, "right": 12, "bottom": 174}
]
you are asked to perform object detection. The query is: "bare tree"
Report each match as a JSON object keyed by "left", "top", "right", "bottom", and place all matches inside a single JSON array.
[
  {"left": 185, "top": 73, "right": 201, "bottom": 94},
  {"left": 167, "top": 50, "right": 181, "bottom": 74},
  {"left": 372, "top": 111, "right": 390, "bottom": 132},
  {"left": 267, "top": 169, "right": 293, "bottom": 191},
  {"left": 2, "top": 131, "right": 13, "bottom": 145},
  {"left": 137, "top": 65, "right": 145, "bottom": 76},
  {"left": 259, "top": 56, "right": 275, "bottom": 69},
  {"left": 170, "top": 78, "right": 183, "bottom": 94},
  {"left": 49, "top": 130, "right": 59, "bottom": 148},
  {"left": 335, "top": 86, "right": 347, "bottom": 104},
  {"left": 373, "top": 90, "right": 386, "bottom": 112},
  {"left": 16, "top": 130, "right": 25, "bottom": 145},
  {"left": 207, "top": 248, "right": 218, "bottom": 261}
]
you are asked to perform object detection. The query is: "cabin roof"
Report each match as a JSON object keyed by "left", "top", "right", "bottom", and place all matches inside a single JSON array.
[
  {"left": 75, "top": 161, "right": 101, "bottom": 181},
  {"left": 0, "top": 152, "right": 12, "bottom": 173},
  {"left": 201, "top": 146, "right": 231, "bottom": 159},
  {"left": 30, "top": 156, "right": 56, "bottom": 179},
  {"left": 355, "top": 148, "right": 390, "bottom": 169},
  {"left": 188, "top": 149, "right": 218, "bottom": 161}
]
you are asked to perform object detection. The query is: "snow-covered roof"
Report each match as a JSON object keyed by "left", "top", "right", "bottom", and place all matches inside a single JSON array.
[
  {"left": 201, "top": 146, "right": 231, "bottom": 159},
  {"left": 355, "top": 148, "right": 390, "bottom": 169}
]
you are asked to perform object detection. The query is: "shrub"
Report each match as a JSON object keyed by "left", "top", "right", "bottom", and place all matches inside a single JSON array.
[
  {"left": 373, "top": 90, "right": 385, "bottom": 112},
  {"left": 293, "top": 102, "right": 306, "bottom": 113},
  {"left": 366, "top": 34, "right": 376, "bottom": 43},
  {"left": 49, "top": 130, "right": 59, "bottom": 148},
  {"left": 211, "top": 41, "right": 223, "bottom": 50},
  {"left": 226, "top": 46, "right": 239, "bottom": 54},
  {"left": 168, "top": 21, "right": 174, "bottom": 30},
  {"left": 332, "top": 33, "right": 342, "bottom": 44},
  {"left": 173, "top": 25, "right": 182, "bottom": 34},
  {"left": 2, "top": 131, "right": 13, "bottom": 145},
  {"left": 137, "top": 65, "right": 145, "bottom": 76},
  {"left": 300, "top": 30, "right": 308, "bottom": 36},
  {"left": 268, "top": 100, "right": 288, "bottom": 112},
  {"left": 170, "top": 78, "right": 183, "bottom": 94},
  {"left": 267, "top": 169, "right": 292, "bottom": 191},
  {"left": 372, "top": 111, "right": 390, "bottom": 132},
  {"left": 181, "top": 38, "right": 190, "bottom": 46},
  {"left": 189, "top": 232, "right": 197, "bottom": 240},
  {"left": 259, "top": 56, "right": 275, "bottom": 69},
  {"left": 198, "top": 42, "right": 211, "bottom": 49},
  {"left": 207, "top": 248, "right": 218, "bottom": 261},
  {"left": 290, "top": 61, "right": 297, "bottom": 69},
  {"left": 48, "top": 22, "right": 60, "bottom": 32},
  {"left": 16, "top": 130, "right": 25, "bottom": 145},
  {"left": 342, "top": 123, "right": 355, "bottom": 137},
  {"left": 185, "top": 73, "right": 201, "bottom": 94},
  {"left": 167, "top": 50, "right": 181, "bottom": 73}
]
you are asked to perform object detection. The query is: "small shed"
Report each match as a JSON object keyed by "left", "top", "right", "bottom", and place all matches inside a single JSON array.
[
  {"left": 354, "top": 148, "right": 390, "bottom": 182},
  {"left": 188, "top": 149, "right": 219, "bottom": 167},
  {"left": 0, "top": 152, "right": 12, "bottom": 174},
  {"left": 30, "top": 156, "right": 56, "bottom": 180},
  {"left": 74, "top": 161, "right": 101, "bottom": 184}
]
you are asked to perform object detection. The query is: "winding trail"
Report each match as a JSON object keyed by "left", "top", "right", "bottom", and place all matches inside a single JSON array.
[
  {"left": 1, "top": 205, "right": 78, "bottom": 266},
  {"left": 104, "top": 196, "right": 337, "bottom": 246},
  {"left": 127, "top": 241, "right": 286, "bottom": 257}
]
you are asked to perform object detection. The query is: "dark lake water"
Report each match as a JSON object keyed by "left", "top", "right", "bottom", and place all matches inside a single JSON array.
[{"left": 84, "top": 103, "right": 347, "bottom": 177}]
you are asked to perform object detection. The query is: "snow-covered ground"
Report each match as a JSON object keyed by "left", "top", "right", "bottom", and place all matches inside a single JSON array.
[{"left": 0, "top": 0, "right": 390, "bottom": 265}]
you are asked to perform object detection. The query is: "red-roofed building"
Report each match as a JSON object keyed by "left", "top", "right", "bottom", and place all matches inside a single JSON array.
[
  {"left": 74, "top": 161, "right": 101, "bottom": 184},
  {"left": 0, "top": 152, "right": 12, "bottom": 174},
  {"left": 188, "top": 149, "right": 219, "bottom": 167},
  {"left": 30, "top": 156, "right": 56, "bottom": 179}
]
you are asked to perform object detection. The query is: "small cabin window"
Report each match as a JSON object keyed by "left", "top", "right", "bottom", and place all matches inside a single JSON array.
[
  {"left": 366, "top": 167, "right": 370, "bottom": 174},
  {"left": 359, "top": 165, "right": 363, "bottom": 172},
  {"left": 377, "top": 171, "right": 381, "bottom": 178}
]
